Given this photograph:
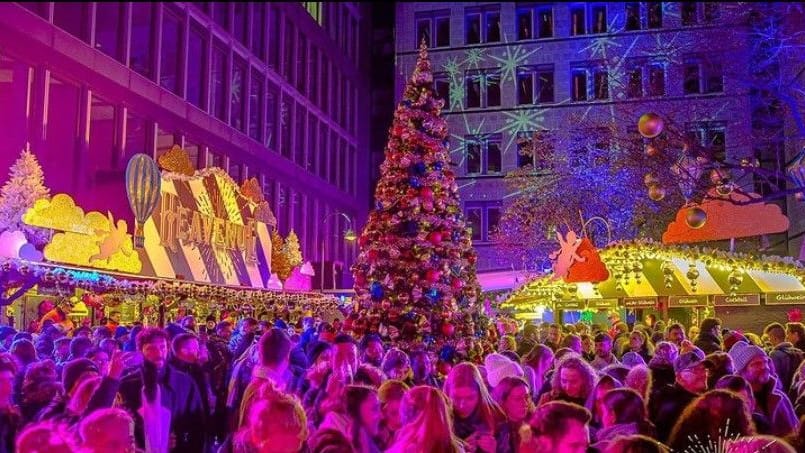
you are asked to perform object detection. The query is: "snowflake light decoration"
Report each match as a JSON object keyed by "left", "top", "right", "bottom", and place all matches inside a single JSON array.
[
  {"left": 489, "top": 44, "right": 540, "bottom": 83},
  {"left": 496, "top": 109, "right": 547, "bottom": 152},
  {"left": 462, "top": 48, "right": 487, "bottom": 70},
  {"left": 449, "top": 78, "right": 465, "bottom": 111},
  {"left": 442, "top": 56, "right": 462, "bottom": 80}
]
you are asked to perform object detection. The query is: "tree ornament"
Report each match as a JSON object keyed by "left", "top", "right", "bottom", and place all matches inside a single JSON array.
[
  {"left": 409, "top": 176, "right": 422, "bottom": 189},
  {"left": 685, "top": 206, "right": 708, "bottom": 229},
  {"left": 425, "top": 269, "right": 441, "bottom": 283},
  {"left": 648, "top": 185, "right": 666, "bottom": 202},
  {"left": 427, "top": 231, "right": 443, "bottom": 245},
  {"left": 370, "top": 282, "right": 384, "bottom": 301},
  {"left": 412, "top": 162, "right": 427, "bottom": 175},
  {"left": 638, "top": 113, "right": 664, "bottom": 138},
  {"left": 645, "top": 143, "right": 660, "bottom": 157}
]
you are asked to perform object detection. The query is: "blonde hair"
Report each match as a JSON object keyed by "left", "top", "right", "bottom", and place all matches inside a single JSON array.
[
  {"left": 240, "top": 392, "right": 309, "bottom": 449},
  {"left": 66, "top": 375, "right": 102, "bottom": 416},
  {"left": 444, "top": 362, "right": 503, "bottom": 430},
  {"left": 390, "top": 386, "right": 463, "bottom": 453},
  {"left": 16, "top": 421, "right": 76, "bottom": 453},
  {"left": 78, "top": 408, "right": 133, "bottom": 444}
]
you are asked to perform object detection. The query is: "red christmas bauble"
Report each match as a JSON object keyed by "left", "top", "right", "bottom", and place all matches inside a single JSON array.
[
  {"left": 441, "top": 323, "right": 455, "bottom": 336},
  {"left": 428, "top": 232, "right": 442, "bottom": 245},
  {"left": 420, "top": 187, "right": 434, "bottom": 201},
  {"left": 425, "top": 269, "right": 440, "bottom": 283},
  {"left": 358, "top": 235, "right": 370, "bottom": 248},
  {"left": 451, "top": 278, "right": 463, "bottom": 290},
  {"left": 367, "top": 249, "right": 379, "bottom": 262}
]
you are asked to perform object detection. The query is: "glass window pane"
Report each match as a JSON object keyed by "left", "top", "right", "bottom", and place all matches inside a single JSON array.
[
  {"left": 487, "top": 140, "right": 501, "bottom": 173},
  {"left": 467, "top": 141, "right": 481, "bottom": 173},
  {"left": 628, "top": 67, "right": 643, "bottom": 98},
  {"left": 572, "top": 71, "right": 587, "bottom": 101},
  {"left": 130, "top": 3, "right": 154, "bottom": 79},
  {"left": 187, "top": 26, "right": 207, "bottom": 109},
  {"left": 486, "top": 73, "right": 501, "bottom": 106},
  {"left": 156, "top": 126, "right": 177, "bottom": 157},
  {"left": 435, "top": 77, "right": 450, "bottom": 107},
  {"left": 231, "top": 57, "right": 246, "bottom": 131},
  {"left": 307, "top": 116, "right": 318, "bottom": 171},
  {"left": 648, "top": 66, "right": 665, "bottom": 96},
  {"left": 416, "top": 18, "right": 431, "bottom": 48},
  {"left": 486, "top": 11, "right": 501, "bottom": 42},
  {"left": 283, "top": 22, "right": 295, "bottom": 81},
  {"left": 309, "top": 47, "right": 318, "bottom": 106},
  {"left": 435, "top": 17, "right": 450, "bottom": 47},
  {"left": 297, "top": 34, "right": 307, "bottom": 93},
  {"left": 570, "top": 8, "right": 585, "bottom": 35},
  {"left": 208, "top": 150, "right": 224, "bottom": 169},
  {"left": 295, "top": 103, "right": 305, "bottom": 165},
  {"left": 487, "top": 208, "right": 500, "bottom": 239},
  {"left": 517, "top": 9, "right": 532, "bottom": 40},
  {"left": 251, "top": 4, "right": 266, "bottom": 61},
  {"left": 211, "top": 44, "right": 227, "bottom": 121},
  {"left": 53, "top": 3, "right": 88, "bottom": 42},
  {"left": 233, "top": 3, "right": 247, "bottom": 45},
  {"left": 466, "top": 14, "right": 481, "bottom": 44},
  {"left": 517, "top": 133, "right": 534, "bottom": 168},
  {"left": 20, "top": 2, "right": 48, "bottom": 18},
  {"left": 88, "top": 96, "right": 116, "bottom": 172},
  {"left": 281, "top": 94, "right": 293, "bottom": 158},
  {"left": 266, "top": 81, "right": 278, "bottom": 149},
  {"left": 682, "top": 3, "right": 698, "bottom": 25},
  {"left": 249, "top": 71, "right": 263, "bottom": 141},
  {"left": 705, "top": 64, "right": 723, "bottom": 93},
  {"left": 704, "top": 3, "right": 719, "bottom": 22},
  {"left": 124, "top": 111, "right": 148, "bottom": 163},
  {"left": 625, "top": 3, "right": 641, "bottom": 30},
  {"left": 95, "top": 3, "right": 123, "bottom": 61},
  {"left": 213, "top": 3, "right": 229, "bottom": 30},
  {"left": 684, "top": 64, "right": 700, "bottom": 94},
  {"left": 467, "top": 208, "right": 482, "bottom": 241},
  {"left": 184, "top": 139, "right": 200, "bottom": 169},
  {"left": 538, "top": 71, "right": 554, "bottom": 103},
  {"left": 647, "top": 3, "right": 663, "bottom": 28},
  {"left": 44, "top": 78, "right": 80, "bottom": 190},
  {"left": 592, "top": 6, "right": 607, "bottom": 33},
  {"left": 538, "top": 8, "right": 553, "bottom": 38},
  {"left": 594, "top": 71, "right": 609, "bottom": 99},
  {"left": 268, "top": 5, "right": 281, "bottom": 69},
  {"left": 229, "top": 162, "right": 242, "bottom": 183},
  {"left": 160, "top": 11, "right": 182, "bottom": 95},
  {"left": 0, "top": 53, "right": 32, "bottom": 164},
  {"left": 466, "top": 75, "right": 481, "bottom": 108}
]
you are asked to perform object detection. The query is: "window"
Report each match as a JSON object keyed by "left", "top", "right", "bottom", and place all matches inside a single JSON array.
[
  {"left": 231, "top": 58, "right": 246, "bottom": 131},
  {"left": 20, "top": 2, "right": 48, "bottom": 18},
  {"left": 570, "top": 6, "right": 585, "bottom": 36},
  {"left": 465, "top": 7, "right": 501, "bottom": 44},
  {"left": 647, "top": 3, "right": 662, "bottom": 28},
  {"left": 516, "top": 132, "right": 534, "bottom": 168},
  {"left": 53, "top": 3, "right": 89, "bottom": 42},
  {"left": 88, "top": 97, "right": 116, "bottom": 174},
  {"left": 434, "top": 73, "right": 450, "bottom": 109},
  {"left": 684, "top": 59, "right": 723, "bottom": 95},
  {"left": 625, "top": 3, "right": 640, "bottom": 30},
  {"left": 130, "top": 3, "right": 154, "bottom": 79},
  {"left": 572, "top": 70, "right": 587, "bottom": 101},
  {"left": 415, "top": 11, "right": 450, "bottom": 48},
  {"left": 591, "top": 5, "right": 607, "bottom": 33},
  {"left": 44, "top": 78, "right": 80, "bottom": 184},
  {"left": 160, "top": 10, "right": 183, "bottom": 95},
  {"left": 124, "top": 111, "right": 149, "bottom": 163},
  {"left": 233, "top": 3, "right": 248, "bottom": 46},
  {"left": 211, "top": 43, "right": 228, "bottom": 121},
  {"left": 682, "top": 3, "right": 698, "bottom": 25},
  {"left": 626, "top": 60, "right": 665, "bottom": 98},
  {"left": 184, "top": 140, "right": 201, "bottom": 169},
  {"left": 683, "top": 63, "right": 700, "bottom": 94},
  {"left": 517, "top": 66, "right": 554, "bottom": 104},
  {"left": 229, "top": 162, "right": 242, "bottom": 183},
  {"left": 156, "top": 126, "right": 177, "bottom": 158},
  {"left": 266, "top": 81, "right": 278, "bottom": 149},
  {"left": 517, "top": 6, "right": 553, "bottom": 40},
  {"left": 465, "top": 203, "right": 501, "bottom": 242},
  {"left": 648, "top": 64, "right": 665, "bottom": 96},
  {"left": 297, "top": 34, "right": 307, "bottom": 94},
  {"left": 705, "top": 62, "right": 723, "bottom": 93},
  {"left": 627, "top": 66, "right": 643, "bottom": 98},
  {"left": 593, "top": 69, "right": 608, "bottom": 100},
  {"left": 295, "top": 102, "right": 306, "bottom": 166},
  {"left": 465, "top": 134, "right": 502, "bottom": 175},
  {"left": 213, "top": 3, "right": 229, "bottom": 30},
  {"left": 251, "top": 4, "right": 266, "bottom": 61},
  {"left": 281, "top": 94, "right": 293, "bottom": 159},
  {"left": 187, "top": 25, "right": 207, "bottom": 110},
  {"left": 487, "top": 207, "right": 500, "bottom": 239},
  {"left": 268, "top": 5, "right": 281, "bottom": 69},
  {"left": 465, "top": 70, "right": 501, "bottom": 108},
  {"left": 704, "top": 3, "right": 719, "bottom": 22},
  {"left": 466, "top": 208, "right": 482, "bottom": 241},
  {"left": 283, "top": 21, "right": 296, "bottom": 82},
  {"left": 249, "top": 71, "right": 264, "bottom": 141},
  {"left": 95, "top": 3, "right": 123, "bottom": 61},
  {"left": 208, "top": 150, "right": 224, "bottom": 169},
  {"left": 309, "top": 47, "right": 319, "bottom": 105},
  {"left": 688, "top": 122, "right": 726, "bottom": 161}
]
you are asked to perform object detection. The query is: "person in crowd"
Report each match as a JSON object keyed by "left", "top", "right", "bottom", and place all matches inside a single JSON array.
[
  {"left": 233, "top": 389, "right": 309, "bottom": 453},
  {"left": 0, "top": 328, "right": 16, "bottom": 353},
  {"left": 377, "top": 380, "right": 409, "bottom": 448},
  {"left": 612, "top": 322, "right": 631, "bottom": 357},
  {"left": 359, "top": 334, "right": 384, "bottom": 369},
  {"left": 498, "top": 335, "right": 516, "bottom": 354},
  {"left": 484, "top": 352, "right": 523, "bottom": 392},
  {"left": 387, "top": 385, "right": 465, "bottom": 453},
  {"left": 784, "top": 415, "right": 805, "bottom": 452},
  {"left": 117, "top": 327, "right": 205, "bottom": 452},
  {"left": 410, "top": 349, "right": 442, "bottom": 388},
  {"left": 522, "top": 401, "right": 590, "bottom": 453},
  {"left": 593, "top": 388, "right": 655, "bottom": 451},
  {"left": 715, "top": 374, "right": 772, "bottom": 434},
  {"left": 668, "top": 390, "right": 756, "bottom": 452},
  {"left": 689, "top": 325, "right": 701, "bottom": 342},
  {"left": 729, "top": 340, "right": 798, "bottom": 437},
  {"left": 11, "top": 339, "right": 38, "bottom": 370},
  {"left": 604, "top": 435, "right": 670, "bottom": 453},
  {"left": 309, "top": 428, "right": 356, "bottom": 453},
  {"left": 78, "top": 408, "right": 136, "bottom": 453},
  {"left": 786, "top": 322, "right": 805, "bottom": 351},
  {"left": 169, "top": 332, "right": 214, "bottom": 432},
  {"left": 649, "top": 349, "right": 708, "bottom": 443},
  {"left": 625, "top": 364, "right": 652, "bottom": 402},
  {"left": 321, "top": 385, "right": 381, "bottom": 453},
  {"left": 91, "top": 326, "right": 112, "bottom": 346},
  {"left": 695, "top": 318, "right": 723, "bottom": 354},
  {"left": 539, "top": 355, "right": 597, "bottom": 407},
  {"left": 18, "top": 360, "right": 60, "bottom": 423},
  {"left": 237, "top": 327, "right": 295, "bottom": 428},
  {"left": 381, "top": 348, "right": 412, "bottom": 383},
  {"left": 621, "top": 351, "right": 646, "bottom": 368},
  {"left": 52, "top": 337, "right": 71, "bottom": 365},
  {"left": 0, "top": 354, "right": 20, "bottom": 453},
  {"left": 587, "top": 374, "right": 622, "bottom": 432},
  {"left": 591, "top": 333, "right": 620, "bottom": 370},
  {"left": 68, "top": 336, "right": 93, "bottom": 361},
  {"left": 544, "top": 323, "right": 562, "bottom": 351},
  {"left": 492, "top": 376, "right": 534, "bottom": 452},
  {"left": 560, "top": 334, "right": 582, "bottom": 355},
  {"left": 703, "top": 351, "right": 734, "bottom": 390},
  {"left": 229, "top": 317, "right": 258, "bottom": 361},
  {"left": 33, "top": 336, "right": 53, "bottom": 362},
  {"left": 14, "top": 421, "right": 76, "bottom": 453},
  {"left": 38, "top": 353, "right": 122, "bottom": 422},
  {"left": 444, "top": 362, "right": 503, "bottom": 452},
  {"left": 764, "top": 322, "right": 804, "bottom": 393},
  {"left": 580, "top": 334, "right": 595, "bottom": 362},
  {"left": 39, "top": 299, "right": 75, "bottom": 336},
  {"left": 628, "top": 330, "right": 653, "bottom": 363}
]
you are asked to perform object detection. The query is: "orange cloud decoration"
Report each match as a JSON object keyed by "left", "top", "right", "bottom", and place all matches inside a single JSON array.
[
  {"left": 241, "top": 177, "right": 265, "bottom": 204},
  {"left": 157, "top": 145, "right": 195, "bottom": 176},
  {"left": 565, "top": 238, "right": 610, "bottom": 283},
  {"left": 663, "top": 189, "right": 789, "bottom": 244}
]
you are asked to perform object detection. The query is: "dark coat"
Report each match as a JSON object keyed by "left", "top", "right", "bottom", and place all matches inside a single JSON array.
[
  {"left": 228, "top": 333, "right": 255, "bottom": 362},
  {"left": 694, "top": 332, "right": 722, "bottom": 354},
  {"left": 36, "top": 375, "right": 120, "bottom": 423},
  {"left": 769, "top": 342, "right": 804, "bottom": 394},
  {"left": 753, "top": 377, "right": 798, "bottom": 438},
  {"left": 0, "top": 408, "right": 21, "bottom": 453},
  {"left": 117, "top": 364, "right": 206, "bottom": 452},
  {"left": 648, "top": 383, "right": 698, "bottom": 443}
]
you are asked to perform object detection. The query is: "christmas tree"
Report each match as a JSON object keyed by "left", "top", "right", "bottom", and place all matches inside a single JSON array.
[
  {"left": 351, "top": 43, "right": 480, "bottom": 347},
  {"left": 0, "top": 148, "right": 50, "bottom": 245},
  {"left": 271, "top": 230, "right": 292, "bottom": 283},
  {"left": 284, "top": 230, "right": 303, "bottom": 269}
]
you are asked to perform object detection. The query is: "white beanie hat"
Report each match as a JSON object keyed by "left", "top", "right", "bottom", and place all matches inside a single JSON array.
[
  {"left": 728, "top": 340, "right": 767, "bottom": 373},
  {"left": 484, "top": 353, "right": 524, "bottom": 388}
]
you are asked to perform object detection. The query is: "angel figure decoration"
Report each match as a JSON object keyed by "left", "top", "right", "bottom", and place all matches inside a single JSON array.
[{"left": 549, "top": 230, "right": 586, "bottom": 281}]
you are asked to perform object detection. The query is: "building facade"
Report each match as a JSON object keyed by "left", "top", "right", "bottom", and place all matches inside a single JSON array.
[
  {"left": 395, "top": 2, "right": 802, "bottom": 274},
  {"left": 0, "top": 2, "right": 371, "bottom": 272}
]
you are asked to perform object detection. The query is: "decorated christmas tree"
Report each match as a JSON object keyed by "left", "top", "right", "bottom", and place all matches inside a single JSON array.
[
  {"left": 0, "top": 148, "right": 50, "bottom": 245},
  {"left": 351, "top": 43, "right": 480, "bottom": 347},
  {"left": 271, "top": 230, "right": 292, "bottom": 283},
  {"left": 284, "top": 230, "right": 303, "bottom": 269}
]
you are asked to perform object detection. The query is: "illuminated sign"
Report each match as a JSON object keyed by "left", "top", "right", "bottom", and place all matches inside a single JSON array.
[
  {"left": 554, "top": 300, "right": 584, "bottom": 310},
  {"left": 712, "top": 294, "right": 760, "bottom": 307},
  {"left": 668, "top": 295, "right": 709, "bottom": 307},
  {"left": 587, "top": 299, "right": 618, "bottom": 310},
  {"left": 623, "top": 297, "right": 658, "bottom": 309},
  {"left": 766, "top": 292, "right": 805, "bottom": 305}
]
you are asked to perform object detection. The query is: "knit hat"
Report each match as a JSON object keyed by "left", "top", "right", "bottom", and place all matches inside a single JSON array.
[
  {"left": 621, "top": 352, "right": 646, "bottom": 368},
  {"left": 728, "top": 340, "right": 767, "bottom": 373},
  {"left": 723, "top": 331, "right": 748, "bottom": 352},
  {"left": 649, "top": 341, "right": 679, "bottom": 367},
  {"left": 484, "top": 353, "right": 524, "bottom": 388},
  {"left": 674, "top": 349, "right": 706, "bottom": 373},
  {"left": 62, "top": 358, "right": 99, "bottom": 394}
]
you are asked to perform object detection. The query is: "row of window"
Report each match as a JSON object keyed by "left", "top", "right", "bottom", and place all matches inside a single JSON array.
[
  {"left": 416, "top": 2, "right": 720, "bottom": 48},
  {"left": 465, "top": 203, "right": 501, "bottom": 243},
  {"left": 432, "top": 59, "right": 723, "bottom": 109}
]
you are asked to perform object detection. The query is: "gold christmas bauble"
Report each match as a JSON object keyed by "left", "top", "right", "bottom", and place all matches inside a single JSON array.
[
  {"left": 648, "top": 185, "right": 666, "bottom": 201},
  {"left": 638, "top": 113, "right": 664, "bottom": 138},
  {"left": 685, "top": 206, "right": 707, "bottom": 229}
]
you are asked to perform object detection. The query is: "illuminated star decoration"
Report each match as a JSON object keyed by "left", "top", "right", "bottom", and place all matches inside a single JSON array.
[
  {"left": 651, "top": 32, "right": 687, "bottom": 65},
  {"left": 462, "top": 48, "right": 487, "bottom": 70},
  {"left": 449, "top": 114, "right": 487, "bottom": 167},
  {"left": 580, "top": 23, "right": 623, "bottom": 59},
  {"left": 496, "top": 109, "right": 547, "bottom": 152},
  {"left": 442, "top": 56, "right": 462, "bottom": 80},
  {"left": 489, "top": 44, "right": 540, "bottom": 83},
  {"left": 448, "top": 78, "right": 466, "bottom": 111}
]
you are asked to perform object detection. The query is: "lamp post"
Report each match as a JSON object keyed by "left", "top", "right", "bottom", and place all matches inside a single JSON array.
[{"left": 321, "top": 212, "right": 356, "bottom": 290}]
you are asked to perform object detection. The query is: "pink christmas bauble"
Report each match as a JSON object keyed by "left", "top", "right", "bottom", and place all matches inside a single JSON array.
[{"left": 425, "top": 269, "right": 440, "bottom": 283}]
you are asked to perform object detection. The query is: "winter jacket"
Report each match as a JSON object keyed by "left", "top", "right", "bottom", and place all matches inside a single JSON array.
[
  {"left": 0, "top": 407, "right": 21, "bottom": 453},
  {"left": 117, "top": 364, "right": 206, "bottom": 452},
  {"left": 754, "top": 377, "right": 798, "bottom": 438},
  {"left": 36, "top": 375, "right": 120, "bottom": 422},
  {"left": 694, "top": 332, "right": 722, "bottom": 354},
  {"left": 590, "top": 353, "right": 620, "bottom": 371},
  {"left": 592, "top": 422, "right": 641, "bottom": 452},
  {"left": 768, "top": 342, "right": 804, "bottom": 394},
  {"left": 237, "top": 364, "right": 300, "bottom": 429},
  {"left": 648, "top": 383, "right": 698, "bottom": 443},
  {"left": 228, "top": 332, "right": 255, "bottom": 362}
]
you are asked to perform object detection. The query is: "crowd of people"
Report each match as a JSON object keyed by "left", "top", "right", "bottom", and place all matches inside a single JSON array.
[{"left": 1, "top": 303, "right": 805, "bottom": 452}]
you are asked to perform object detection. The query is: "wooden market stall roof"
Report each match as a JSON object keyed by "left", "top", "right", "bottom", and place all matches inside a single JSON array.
[{"left": 503, "top": 240, "right": 805, "bottom": 313}]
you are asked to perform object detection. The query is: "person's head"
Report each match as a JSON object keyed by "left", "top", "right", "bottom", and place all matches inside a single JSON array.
[
  {"left": 600, "top": 388, "right": 647, "bottom": 429},
  {"left": 547, "top": 323, "right": 562, "bottom": 345},
  {"left": 360, "top": 334, "right": 384, "bottom": 364},
  {"left": 34, "top": 335, "right": 54, "bottom": 359},
  {"left": 625, "top": 364, "right": 652, "bottom": 401},
  {"left": 580, "top": 334, "right": 593, "bottom": 354},
  {"left": 180, "top": 315, "right": 196, "bottom": 331},
  {"left": 62, "top": 357, "right": 100, "bottom": 396},
  {"left": 11, "top": 338, "right": 37, "bottom": 365},
  {"left": 492, "top": 376, "right": 533, "bottom": 423},
  {"left": 527, "top": 401, "right": 591, "bottom": 453},
  {"left": 444, "top": 362, "right": 502, "bottom": 427},
  {"left": 668, "top": 324, "right": 685, "bottom": 343},
  {"left": 614, "top": 321, "right": 629, "bottom": 336},
  {"left": 67, "top": 375, "right": 103, "bottom": 415},
  {"left": 78, "top": 408, "right": 135, "bottom": 453},
  {"left": 99, "top": 338, "right": 119, "bottom": 356},
  {"left": 553, "top": 355, "right": 596, "bottom": 401},
  {"left": 604, "top": 435, "right": 670, "bottom": 453},
  {"left": 700, "top": 318, "right": 722, "bottom": 338},
  {"left": 378, "top": 380, "right": 409, "bottom": 431},
  {"left": 409, "top": 349, "right": 433, "bottom": 380},
  {"left": 172, "top": 333, "right": 200, "bottom": 364},
  {"left": 644, "top": 314, "right": 657, "bottom": 327},
  {"left": 650, "top": 341, "right": 679, "bottom": 367},
  {"left": 345, "top": 385, "right": 381, "bottom": 439},
  {"left": 0, "top": 354, "right": 17, "bottom": 403},
  {"left": 629, "top": 330, "right": 648, "bottom": 351},
  {"left": 136, "top": 327, "right": 170, "bottom": 368},
  {"left": 74, "top": 327, "right": 91, "bottom": 339},
  {"left": 715, "top": 374, "right": 757, "bottom": 412},
  {"left": 674, "top": 349, "right": 708, "bottom": 394},
  {"left": 594, "top": 333, "right": 613, "bottom": 358},
  {"left": 244, "top": 393, "right": 308, "bottom": 453},
  {"left": 561, "top": 334, "right": 582, "bottom": 354},
  {"left": 499, "top": 334, "right": 516, "bottom": 352},
  {"left": 307, "top": 341, "right": 333, "bottom": 368},
  {"left": 92, "top": 326, "right": 111, "bottom": 343},
  {"left": 69, "top": 336, "right": 93, "bottom": 359},
  {"left": 668, "top": 390, "right": 755, "bottom": 452},
  {"left": 522, "top": 343, "right": 554, "bottom": 374},
  {"left": 259, "top": 328, "right": 291, "bottom": 369},
  {"left": 108, "top": 311, "right": 121, "bottom": 323},
  {"left": 333, "top": 334, "right": 359, "bottom": 374},
  {"left": 238, "top": 317, "right": 258, "bottom": 335},
  {"left": 308, "top": 428, "right": 354, "bottom": 453},
  {"left": 398, "top": 385, "right": 462, "bottom": 453},
  {"left": 703, "top": 351, "right": 734, "bottom": 388},
  {"left": 484, "top": 352, "right": 524, "bottom": 389},
  {"left": 86, "top": 348, "right": 110, "bottom": 375},
  {"left": 764, "top": 322, "right": 787, "bottom": 346},
  {"left": 729, "top": 341, "right": 772, "bottom": 390},
  {"left": 215, "top": 320, "right": 233, "bottom": 339},
  {"left": 786, "top": 322, "right": 805, "bottom": 345},
  {"left": 16, "top": 421, "right": 76, "bottom": 453},
  {"left": 381, "top": 348, "right": 411, "bottom": 381}
]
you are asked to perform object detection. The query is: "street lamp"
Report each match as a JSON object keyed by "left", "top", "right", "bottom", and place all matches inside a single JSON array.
[{"left": 321, "top": 212, "right": 356, "bottom": 290}]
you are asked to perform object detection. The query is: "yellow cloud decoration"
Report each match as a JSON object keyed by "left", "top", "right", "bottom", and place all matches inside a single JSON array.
[
  {"left": 44, "top": 231, "right": 141, "bottom": 273},
  {"left": 23, "top": 194, "right": 108, "bottom": 234}
]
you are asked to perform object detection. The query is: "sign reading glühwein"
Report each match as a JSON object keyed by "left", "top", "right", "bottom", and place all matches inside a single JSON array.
[
  {"left": 668, "top": 295, "right": 709, "bottom": 307},
  {"left": 766, "top": 292, "right": 805, "bottom": 305},
  {"left": 712, "top": 294, "right": 760, "bottom": 307}
]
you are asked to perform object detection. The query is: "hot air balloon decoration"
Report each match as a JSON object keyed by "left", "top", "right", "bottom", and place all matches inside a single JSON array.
[{"left": 126, "top": 154, "right": 161, "bottom": 248}]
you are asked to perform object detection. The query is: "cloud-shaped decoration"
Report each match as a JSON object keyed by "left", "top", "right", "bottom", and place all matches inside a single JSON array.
[
  {"left": 22, "top": 194, "right": 109, "bottom": 235},
  {"left": 0, "top": 230, "right": 44, "bottom": 262},
  {"left": 241, "top": 177, "right": 265, "bottom": 204},
  {"left": 299, "top": 261, "right": 315, "bottom": 276},
  {"left": 565, "top": 238, "right": 610, "bottom": 283},
  {"left": 44, "top": 231, "right": 141, "bottom": 273},
  {"left": 19, "top": 244, "right": 43, "bottom": 261},
  {"left": 267, "top": 273, "right": 283, "bottom": 290},
  {"left": 663, "top": 189, "right": 789, "bottom": 244},
  {"left": 157, "top": 145, "right": 195, "bottom": 176}
]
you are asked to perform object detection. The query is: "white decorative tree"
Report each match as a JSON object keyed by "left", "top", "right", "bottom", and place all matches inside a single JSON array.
[{"left": 0, "top": 148, "right": 50, "bottom": 245}]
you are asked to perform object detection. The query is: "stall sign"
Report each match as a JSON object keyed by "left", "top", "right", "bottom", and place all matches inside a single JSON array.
[
  {"left": 587, "top": 299, "right": 618, "bottom": 310},
  {"left": 712, "top": 294, "right": 760, "bottom": 307},
  {"left": 623, "top": 297, "right": 658, "bottom": 309},
  {"left": 668, "top": 295, "right": 709, "bottom": 307},
  {"left": 766, "top": 292, "right": 805, "bottom": 305},
  {"left": 554, "top": 300, "right": 584, "bottom": 310}
]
